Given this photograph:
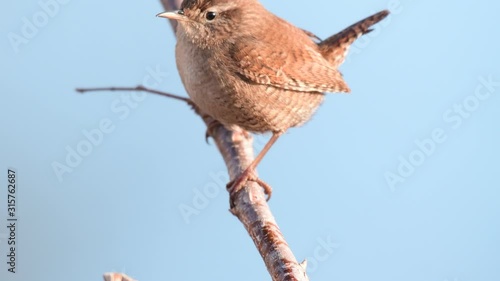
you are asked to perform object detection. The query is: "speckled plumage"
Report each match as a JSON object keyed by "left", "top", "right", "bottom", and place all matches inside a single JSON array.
[{"left": 164, "top": 0, "right": 388, "bottom": 133}]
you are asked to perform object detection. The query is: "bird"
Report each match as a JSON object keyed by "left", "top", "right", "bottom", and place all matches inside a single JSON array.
[{"left": 157, "top": 0, "right": 389, "bottom": 203}]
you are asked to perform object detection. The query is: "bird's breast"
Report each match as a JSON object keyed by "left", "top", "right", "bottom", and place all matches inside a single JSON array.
[
  {"left": 175, "top": 38, "right": 214, "bottom": 105},
  {"left": 175, "top": 32, "right": 324, "bottom": 133}
]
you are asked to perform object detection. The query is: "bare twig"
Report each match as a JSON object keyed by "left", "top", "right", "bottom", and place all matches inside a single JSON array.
[
  {"left": 96, "top": 0, "right": 310, "bottom": 280},
  {"left": 76, "top": 86, "right": 215, "bottom": 128},
  {"left": 76, "top": 85, "right": 190, "bottom": 103}
]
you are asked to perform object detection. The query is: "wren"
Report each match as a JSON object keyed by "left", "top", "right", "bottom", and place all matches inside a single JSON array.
[{"left": 158, "top": 0, "right": 389, "bottom": 202}]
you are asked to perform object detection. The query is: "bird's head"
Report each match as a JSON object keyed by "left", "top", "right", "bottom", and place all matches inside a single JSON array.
[{"left": 157, "top": 0, "right": 259, "bottom": 48}]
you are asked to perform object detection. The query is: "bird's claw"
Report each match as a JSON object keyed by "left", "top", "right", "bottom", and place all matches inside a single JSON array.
[{"left": 227, "top": 172, "right": 272, "bottom": 208}]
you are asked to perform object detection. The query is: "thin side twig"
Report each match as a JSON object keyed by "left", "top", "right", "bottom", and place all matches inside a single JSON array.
[
  {"left": 76, "top": 86, "right": 214, "bottom": 127},
  {"left": 76, "top": 85, "right": 190, "bottom": 103}
]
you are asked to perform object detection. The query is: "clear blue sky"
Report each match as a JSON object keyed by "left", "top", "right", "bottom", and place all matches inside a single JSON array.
[{"left": 1, "top": 1, "right": 499, "bottom": 281}]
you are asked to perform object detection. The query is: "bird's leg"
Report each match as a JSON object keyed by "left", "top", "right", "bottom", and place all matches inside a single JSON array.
[{"left": 227, "top": 131, "right": 283, "bottom": 205}]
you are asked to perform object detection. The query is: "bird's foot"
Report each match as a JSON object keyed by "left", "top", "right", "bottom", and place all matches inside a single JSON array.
[{"left": 226, "top": 169, "right": 272, "bottom": 208}]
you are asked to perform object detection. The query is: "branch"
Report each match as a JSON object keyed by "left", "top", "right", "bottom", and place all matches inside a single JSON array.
[
  {"left": 76, "top": 86, "right": 190, "bottom": 103},
  {"left": 97, "top": 1, "right": 310, "bottom": 280}
]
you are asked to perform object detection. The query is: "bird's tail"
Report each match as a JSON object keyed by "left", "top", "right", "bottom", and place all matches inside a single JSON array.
[{"left": 318, "top": 10, "right": 389, "bottom": 68}]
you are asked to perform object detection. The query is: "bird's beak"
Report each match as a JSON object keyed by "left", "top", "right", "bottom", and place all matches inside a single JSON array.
[{"left": 156, "top": 10, "right": 188, "bottom": 21}]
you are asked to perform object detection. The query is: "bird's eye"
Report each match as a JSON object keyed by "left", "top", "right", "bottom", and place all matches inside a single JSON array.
[{"left": 206, "top": 11, "right": 217, "bottom": 21}]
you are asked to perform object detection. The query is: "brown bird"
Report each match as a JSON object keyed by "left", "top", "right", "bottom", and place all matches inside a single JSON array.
[{"left": 158, "top": 0, "right": 389, "bottom": 202}]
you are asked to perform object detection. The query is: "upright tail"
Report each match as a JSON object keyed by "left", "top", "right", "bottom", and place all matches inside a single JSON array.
[{"left": 318, "top": 10, "right": 389, "bottom": 68}]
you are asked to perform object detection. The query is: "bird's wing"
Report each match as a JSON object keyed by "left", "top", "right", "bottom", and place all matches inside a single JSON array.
[
  {"left": 319, "top": 10, "right": 389, "bottom": 68},
  {"left": 231, "top": 35, "right": 351, "bottom": 93}
]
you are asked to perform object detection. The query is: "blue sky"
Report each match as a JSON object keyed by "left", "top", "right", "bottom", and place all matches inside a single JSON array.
[{"left": 1, "top": 0, "right": 499, "bottom": 281}]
